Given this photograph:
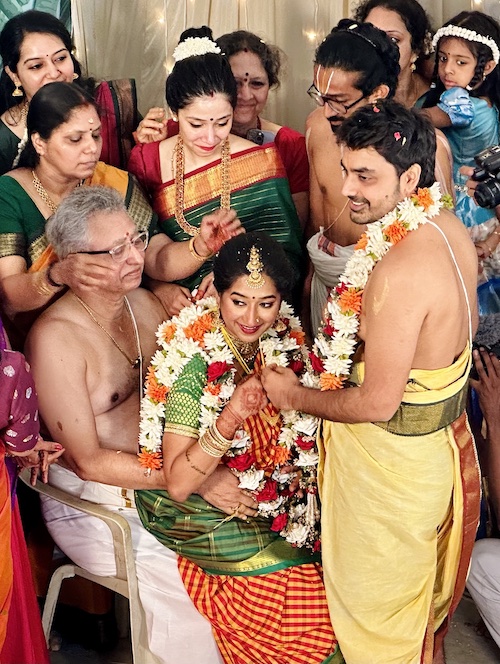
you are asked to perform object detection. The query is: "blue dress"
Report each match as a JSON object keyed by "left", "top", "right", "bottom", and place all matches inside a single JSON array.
[{"left": 438, "top": 87, "right": 499, "bottom": 230}]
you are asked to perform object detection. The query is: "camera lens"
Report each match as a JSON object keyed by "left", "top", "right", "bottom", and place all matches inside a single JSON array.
[{"left": 474, "top": 178, "right": 500, "bottom": 208}]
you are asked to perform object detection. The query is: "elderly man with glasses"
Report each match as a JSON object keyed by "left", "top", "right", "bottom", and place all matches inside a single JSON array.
[
  {"left": 304, "top": 19, "right": 453, "bottom": 337},
  {"left": 23, "top": 186, "right": 248, "bottom": 664}
]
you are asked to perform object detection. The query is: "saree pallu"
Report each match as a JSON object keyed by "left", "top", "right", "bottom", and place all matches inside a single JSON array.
[
  {"left": 318, "top": 348, "right": 480, "bottom": 664},
  {"left": 151, "top": 144, "right": 303, "bottom": 292},
  {"left": 95, "top": 79, "right": 139, "bottom": 171},
  {"left": 0, "top": 461, "right": 12, "bottom": 652}
]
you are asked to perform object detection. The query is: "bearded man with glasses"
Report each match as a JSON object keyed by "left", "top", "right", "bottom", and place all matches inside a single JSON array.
[
  {"left": 24, "top": 186, "right": 247, "bottom": 664},
  {"left": 304, "top": 20, "right": 453, "bottom": 338},
  {"left": 303, "top": 20, "right": 400, "bottom": 336}
]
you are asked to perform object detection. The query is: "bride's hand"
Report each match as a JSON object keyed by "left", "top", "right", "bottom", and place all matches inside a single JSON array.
[{"left": 230, "top": 374, "right": 269, "bottom": 420}]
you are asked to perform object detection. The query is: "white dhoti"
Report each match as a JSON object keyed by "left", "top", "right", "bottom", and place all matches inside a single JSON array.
[
  {"left": 306, "top": 232, "right": 355, "bottom": 334},
  {"left": 41, "top": 465, "right": 223, "bottom": 664},
  {"left": 467, "top": 538, "right": 500, "bottom": 648}
]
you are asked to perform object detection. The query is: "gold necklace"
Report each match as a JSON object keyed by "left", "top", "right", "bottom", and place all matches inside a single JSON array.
[
  {"left": 73, "top": 294, "right": 143, "bottom": 368},
  {"left": 32, "top": 170, "right": 58, "bottom": 212},
  {"left": 7, "top": 101, "right": 28, "bottom": 128},
  {"left": 173, "top": 136, "right": 231, "bottom": 236},
  {"left": 220, "top": 324, "right": 258, "bottom": 375}
]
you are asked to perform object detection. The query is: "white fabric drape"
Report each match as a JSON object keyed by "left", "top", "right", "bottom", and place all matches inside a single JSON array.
[{"left": 71, "top": 0, "right": 472, "bottom": 134}]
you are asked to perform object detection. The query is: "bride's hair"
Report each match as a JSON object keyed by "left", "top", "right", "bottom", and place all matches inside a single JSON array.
[
  {"left": 213, "top": 232, "right": 296, "bottom": 300},
  {"left": 166, "top": 26, "right": 237, "bottom": 113}
]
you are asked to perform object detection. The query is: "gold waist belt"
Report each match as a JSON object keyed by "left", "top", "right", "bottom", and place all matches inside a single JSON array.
[{"left": 372, "top": 382, "right": 468, "bottom": 436}]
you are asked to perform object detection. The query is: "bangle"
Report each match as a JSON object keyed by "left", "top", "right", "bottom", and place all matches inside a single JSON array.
[
  {"left": 189, "top": 236, "right": 213, "bottom": 262},
  {"left": 198, "top": 423, "right": 234, "bottom": 457},
  {"left": 46, "top": 263, "right": 64, "bottom": 289},
  {"left": 33, "top": 269, "right": 56, "bottom": 297}
]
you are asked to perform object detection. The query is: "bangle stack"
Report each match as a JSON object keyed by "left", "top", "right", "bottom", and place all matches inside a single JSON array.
[
  {"left": 198, "top": 422, "right": 233, "bottom": 457},
  {"left": 188, "top": 236, "right": 214, "bottom": 262}
]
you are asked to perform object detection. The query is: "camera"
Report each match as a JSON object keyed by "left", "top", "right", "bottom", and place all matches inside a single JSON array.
[{"left": 472, "top": 145, "right": 500, "bottom": 208}]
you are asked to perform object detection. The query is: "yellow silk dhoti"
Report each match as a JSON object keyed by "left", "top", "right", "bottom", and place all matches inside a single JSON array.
[{"left": 319, "top": 347, "right": 480, "bottom": 664}]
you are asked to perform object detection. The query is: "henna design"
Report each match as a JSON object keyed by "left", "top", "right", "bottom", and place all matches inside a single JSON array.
[{"left": 217, "top": 402, "right": 244, "bottom": 438}]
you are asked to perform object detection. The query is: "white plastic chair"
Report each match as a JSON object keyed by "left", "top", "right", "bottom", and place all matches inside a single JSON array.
[{"left": 19, "top": 469, "right": 152, "bottom": 664}]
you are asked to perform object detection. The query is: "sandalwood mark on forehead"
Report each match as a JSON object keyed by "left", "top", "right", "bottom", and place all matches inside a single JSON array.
[{"left": 372, "top": 276, "right": 389, "bottom": 315}]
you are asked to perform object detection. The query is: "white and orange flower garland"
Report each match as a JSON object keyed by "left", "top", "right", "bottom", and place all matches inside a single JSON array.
[
  {"left": 311, "top": 183, "right": 448, "bottom": 389},
  {"left": 138, "top": 298, "right": 321, "bottom": 549}
]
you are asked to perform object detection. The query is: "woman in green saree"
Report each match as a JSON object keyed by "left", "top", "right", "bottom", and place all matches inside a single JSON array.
[{"left": 136, "top": 232, "right": 342, "bottom": 664}]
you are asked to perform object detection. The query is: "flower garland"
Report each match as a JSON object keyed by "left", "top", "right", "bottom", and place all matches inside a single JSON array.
[
  {"left": 138, "top": 297, "right": 321, "bottom": 550},
  {"left": 311, "top": 183, "right": 449, "bottom": 389}
]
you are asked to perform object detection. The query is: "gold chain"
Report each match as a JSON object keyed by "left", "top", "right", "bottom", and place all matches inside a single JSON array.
[
  {"left": 32, "top": 170, "right": 59, "bottom": 212},
  {"left": 173, "top": 137, "right": 231, "bottom": 237},
  {"left": 73, "top": 294, "right": 143, "bottom": 368},
  {"left": 220, "top": 325, "right": 258, "bottom": 375}
]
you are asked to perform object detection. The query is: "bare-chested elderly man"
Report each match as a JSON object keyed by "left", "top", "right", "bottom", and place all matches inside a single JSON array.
[
  {"left": 263, "top": 101, "right": 479, "bottom": 664},
  {"left": 25, "top": 186, "right": 255, "bottom": 664},
  {"left": 305, "top": 19, "right": 454, "bottom": 335}
]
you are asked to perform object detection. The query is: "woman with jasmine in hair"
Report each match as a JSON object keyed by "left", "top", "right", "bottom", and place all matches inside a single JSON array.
[
  {"left": 136, "top": 233, "right": 341, "bottom": 664},
  {"left": 128, "top": 29, "right": 302, "bottom": 318}
]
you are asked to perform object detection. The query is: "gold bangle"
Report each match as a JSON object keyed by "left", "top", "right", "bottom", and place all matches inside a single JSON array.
[
  {"left": 210, "top": 421, "right": 234, "bottom": 447},
  {"left": 33, "top": 269, "right": 56, "bottom": 297},
  {"left": 188, "top": 236, "right": 213, "bottom": 262},
  {"left": 198, "top": 425, "right": 233, "bottom": 457},
  {"left": 198, "top": 431, "right": 227, "bottom": 457}
]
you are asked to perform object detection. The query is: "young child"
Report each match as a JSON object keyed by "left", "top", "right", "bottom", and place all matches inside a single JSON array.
[{"left": 423, "top": 11, "right": 500, "bottom": 281}]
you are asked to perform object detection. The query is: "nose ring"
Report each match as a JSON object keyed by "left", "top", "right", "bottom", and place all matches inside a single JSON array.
[{"left": 256, "top": 317, "right": 261, "bottom": 323}]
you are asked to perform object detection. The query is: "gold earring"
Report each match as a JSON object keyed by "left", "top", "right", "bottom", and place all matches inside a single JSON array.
[
  {"left": 12, "top": 83, "right": 23, "bottom": 97},
  {"left": 410, "top": 62, "right": 416, "bottom": 72},
  {"left": 72, "top": 73, "right": 79, "bottom": 80}
]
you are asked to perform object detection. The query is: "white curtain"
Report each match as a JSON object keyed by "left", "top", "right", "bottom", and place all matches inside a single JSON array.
[{"left": 71, "top": 0, "right": 473, "bottom": 134}]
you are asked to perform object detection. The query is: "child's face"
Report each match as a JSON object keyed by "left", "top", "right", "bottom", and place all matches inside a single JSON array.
[{"left": 437, "top": 37, "right": 477, "bottom": 90}]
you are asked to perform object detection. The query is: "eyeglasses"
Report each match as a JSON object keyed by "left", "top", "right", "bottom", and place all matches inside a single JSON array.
[
  {"left": 76, "top": 230, "right": 149, "bottom": 262},
  {"left": 307, "top": 84, "right": 366, "bottom": 115}
]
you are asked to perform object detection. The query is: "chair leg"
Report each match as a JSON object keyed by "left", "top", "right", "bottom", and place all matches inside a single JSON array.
[{"left": 42, "top": 564, "right": 76, "bottom": 644}]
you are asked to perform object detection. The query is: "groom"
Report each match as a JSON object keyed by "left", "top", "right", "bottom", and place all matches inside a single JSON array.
[{"left": 263, "top": 100, "right": 480, "bottom": 664}]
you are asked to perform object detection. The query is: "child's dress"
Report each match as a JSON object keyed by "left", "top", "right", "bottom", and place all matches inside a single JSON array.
[{"left": 438, "top": 86, "right": 500, "bottom": 279}]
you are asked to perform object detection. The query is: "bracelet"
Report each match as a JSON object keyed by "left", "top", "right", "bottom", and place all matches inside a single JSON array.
[
  {"left": 198, "top": 424, "right": 234, "bottom": 457},
  {"left": 198, "top": 431, "right": 227, "bottom": 457},
  {"left": 185, "top": 447, "right": 207, "bottom": 475},
  {"left": 33, "top": 269, "right": 56, "bottom": 297},
  {"left": 46, "top": 263, "right": 64, "bottom": 289},
  {"left": 188, "top": 236, "right": 213, "bottom": 262}
]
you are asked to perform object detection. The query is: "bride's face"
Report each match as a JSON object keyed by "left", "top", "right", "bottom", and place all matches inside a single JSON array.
[
  {"left": 218, "top": 273, "right": 281, "bottom": 343},
  {"left": 178, "top": 93, "right": 233, "bottom": 160}
]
